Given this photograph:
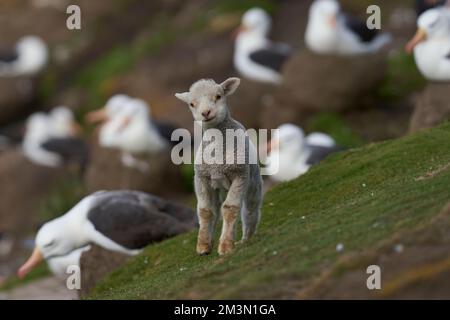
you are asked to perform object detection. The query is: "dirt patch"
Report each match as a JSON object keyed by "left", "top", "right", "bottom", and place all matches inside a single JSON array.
[
  {"left": 0, "top": 276, "right": 77, "bottom": 300},
  {"left": 410, "top": 83, "right": 450, "bottom": 133},
  {"left": 415, "top": 163, "right": 450, "bottom": 181}
]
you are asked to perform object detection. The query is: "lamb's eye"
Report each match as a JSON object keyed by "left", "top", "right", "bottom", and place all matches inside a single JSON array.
[
  {"left": 190, "top": 103, "right": 195, "bottom": 108},
  {"left": 215, "top": 95, "right": 222, "bottom": 101}
]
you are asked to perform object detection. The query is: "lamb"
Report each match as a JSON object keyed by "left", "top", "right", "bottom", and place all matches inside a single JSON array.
[{"left": 175, "top": 77, "right": 263, "bottom": 255}]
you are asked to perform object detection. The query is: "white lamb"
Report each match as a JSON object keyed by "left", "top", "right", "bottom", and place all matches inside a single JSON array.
[{"left": 175, "top": 77, "right": 263, "bottom": 255}]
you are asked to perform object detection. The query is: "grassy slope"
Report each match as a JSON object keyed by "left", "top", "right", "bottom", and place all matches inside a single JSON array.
[{"left": 89, "top": 123, "right": 450, "bottom": 299}]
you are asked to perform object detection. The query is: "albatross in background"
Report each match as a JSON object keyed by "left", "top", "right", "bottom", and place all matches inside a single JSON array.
[
  {"left": 415, "top": 0, "right": 449, "bottom": 16},
  {"left": 22, "top": 109, "right": 88, "bottom": 169},
  {"left": 17, "top": 190, "right": 196, "bottom": 278},
  {"left": 305, "top": 0, "right": 391, "bottom": 55},
  {"left": 265, "top": 124, "right": 343, "bottom": 182},
  {"left": 406, "top": 7, "right": 450, "bottom": 81},
  {"left": 233, "top": 7, "right": 292, "bottom": 84},
  {"left": 86, "top": 95, "right": 176, "bottom": 171},
  {"left": 0, "top": 36, "right": 48, "bottom": 77}
]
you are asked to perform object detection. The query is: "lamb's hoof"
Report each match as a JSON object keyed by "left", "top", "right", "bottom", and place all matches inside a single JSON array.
[
  {"left": 218, "top": 240, "right": 234, "bottom": 256},
  {"left": 196, "top": 242, "right": 212, "bottom": 256}
]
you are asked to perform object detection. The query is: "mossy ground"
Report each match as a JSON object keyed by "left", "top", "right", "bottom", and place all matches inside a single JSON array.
[{"left": 88, "top": 122, "right": 450, "bottom": 299}]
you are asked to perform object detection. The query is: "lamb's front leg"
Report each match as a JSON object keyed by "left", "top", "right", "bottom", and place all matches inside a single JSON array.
[
  {"left": 219, "top": 177, "right": 246, "bottom": 256},
  {"left": 195, "top": 176, "right": 219, "bottom": 255}
]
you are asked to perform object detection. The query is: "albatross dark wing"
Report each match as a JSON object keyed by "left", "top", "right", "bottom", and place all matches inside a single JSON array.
[
  {"left": 41, "top": 137, "right": 89, "bottom": 170},
  {"left": 306, "top": 145, "right": 344, "bottom": 166},
  {"left": 342, "top": 14, "right": 379, "bottom": 43},
  {"left": 249, "top": 48, "right": 290, "bottom": 72},
  {"left": 0, "top": 47, "right": 18, "bottom": 63},
  {"left": 88, "top": 191, "right": 196, "bottom": 250},
  {"left": 153, "top": 121, "right": 178, "bottom": 146}
]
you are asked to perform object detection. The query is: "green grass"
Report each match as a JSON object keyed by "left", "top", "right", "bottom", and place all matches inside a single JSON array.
[
  {"left": 88, "top": 122, "right": 450, "bottom": 299},
  {"left": 377, "top": 50, "right": 427, "bottom": 101},
  {"left": 213, "top": 0, "right": 276, "bottom": 14},
  {"left": 308, "top": 112, "right": 364, "bottom": 147},
  {"left": 38, "top": 175, "right": 86, "bottom": 222}
]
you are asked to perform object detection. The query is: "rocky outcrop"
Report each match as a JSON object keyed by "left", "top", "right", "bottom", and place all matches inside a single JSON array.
[
  {"left": 84, "top": 141, "right": 186, "bottom": 198},
  {"left": 260, "top": 51, "right": 388, "bottom": 128},
  {"left": 409, "top": 83, "right": 450, "bottom": 133},
  {"left": 0, "top": 77, "right": 36, "bottom": 126},
  {"left": 78, "top": 245, "right": 130, "bottom": 298}
]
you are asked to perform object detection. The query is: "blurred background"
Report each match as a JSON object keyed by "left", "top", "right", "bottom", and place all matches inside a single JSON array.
[{"left": 0, "top": 0, "right": 446, "bottom": 299}]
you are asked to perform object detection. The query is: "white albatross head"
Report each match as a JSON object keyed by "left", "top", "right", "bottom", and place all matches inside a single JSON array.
[
  {"left": 308, "top": 0, "right": 340, "bottom": 29},
  {"left": 234, "top": 7, "right": 272, "bottom": 38},
  {"left": 17, "top": 206, "right": 87, "bottom": 279},
  {"left": 268, "top": 123, "right": 306, "bottom": 155},
  {"left": 85, "top": 94, "right": 131, "bottom": 125},
  {"left": 50, "top": 106, "right": 82, "bottom": 137},
  {"left": 15, "top": 36, "right": 49, "bottom": 76},
  {"left": 406, "top": 8, "right": 450, "bottom": 53}
]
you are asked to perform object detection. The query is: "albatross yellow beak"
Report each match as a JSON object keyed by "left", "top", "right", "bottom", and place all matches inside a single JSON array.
[
  {"left": 85, "top": 108, "right": 108, "bottom": 124},
  {"left": 17, "top": 247, "right": 44, "bottom": 279},
  {"left": 231, "top": 25, "right": 249, "bottom": 39},
  {"left": 328, "top": 14, "right": 337, "bottom": 28},
  {"left": 70, "top": 121, "right": 83, "bottom": 136},
  {"left": 405, "top": 28, "right": 427, "bottom": 54}
]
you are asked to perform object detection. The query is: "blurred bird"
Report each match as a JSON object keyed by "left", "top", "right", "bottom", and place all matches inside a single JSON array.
[
  {"left": 264, "top": 124, "right": 342, "bottom": 182},
  {"left": 305, "top": 0, "right": 391, "bottom": 55},
  {"left": 406, "top": 7, "right": 450, "bottom": 81},
  {"left": 0, "top": 36, "right": 48, "bottom": 77},
  {"left": 22, "top": 110, "right": 88, "bottom": 169},
  {"left": 49, "top": 106, "right": 82, "bottom": 138},
  {"left": 86, "top": 95, "right": 177, "bottom": 171},
  {"left": 17, "top": 190, "right": 196, "bottom": 279},
  {"left": 233, "top": 7, "right": 292, "bottom": 84},
  {"left": 415, "top": 0, "right": 448, "bottom": 16}
]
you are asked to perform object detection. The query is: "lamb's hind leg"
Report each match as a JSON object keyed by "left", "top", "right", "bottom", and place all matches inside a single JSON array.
[
  {"left": 242, "top": 173, "right": 262, "bottom": 241},
  {"left": 195, "top": 177, "right": 219, "bottom": 255},
  {"left": 219, "top": 177, "right": 246, "bottom": 255}
]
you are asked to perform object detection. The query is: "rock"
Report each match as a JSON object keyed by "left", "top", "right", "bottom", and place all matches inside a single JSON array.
[
  {"left": 78, "top": 245, "right": 130, "bottom": 298},
  {"left": 409, "top": 83, "right": 450, "bottom": 133},
  {"left": 0, "top": 149, "right": 72, "bottom": 276},
  {"left": 0, "top": 149, "right": 70, "bottom": 233},
  {"left": 84, "top": 141, "right": 186, "bottom": 198},
  {"left": 0, "top": 77, "right": 36, "bottom": 125},
  {"left": 261, "top": 51, "right": 388, "bottom": 128}
]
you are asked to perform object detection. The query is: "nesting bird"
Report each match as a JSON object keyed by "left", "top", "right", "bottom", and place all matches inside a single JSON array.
[
  {"left": 415, "top": 0, "right": 448, "bottom": 16},
  {"left": 22, "top": 108, "right": 88, "bottom": 169},
  {"left": 233, "top": 8, "right": 292, "bottom": 84},
  {"left": 17, "top": 190, "right": 196, "bottom": 278},
  {"left": 305, "top": 0, "right": 391, "bottom": 55},
  {"left": 406, "top": 7, "right": 450, "bottom": 81},
  {"left": 86, "top": 95, "right": 173, "bottom": 171},
  {"left": 0, "top": 36, "right": 48, "bottom": 77},
  {"left": 265, "top": 124, "right": 342, "bottom": 182}
]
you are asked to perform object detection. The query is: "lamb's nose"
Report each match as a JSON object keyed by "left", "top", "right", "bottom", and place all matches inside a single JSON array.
[{"left": 202, "top": 110, "right": 211, "bottom": 118}]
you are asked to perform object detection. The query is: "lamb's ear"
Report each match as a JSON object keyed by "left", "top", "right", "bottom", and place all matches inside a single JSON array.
[
  {"left": 175, "top": 92, "right": 190, "bottom": 104},
  {"left": 220, "top": 77, "right": 241, "bottom": 96}
]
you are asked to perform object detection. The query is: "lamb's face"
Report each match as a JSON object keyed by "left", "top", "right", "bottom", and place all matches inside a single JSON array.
[{"left": 175, "top": 78, "right": 240, "bottom": 127}]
